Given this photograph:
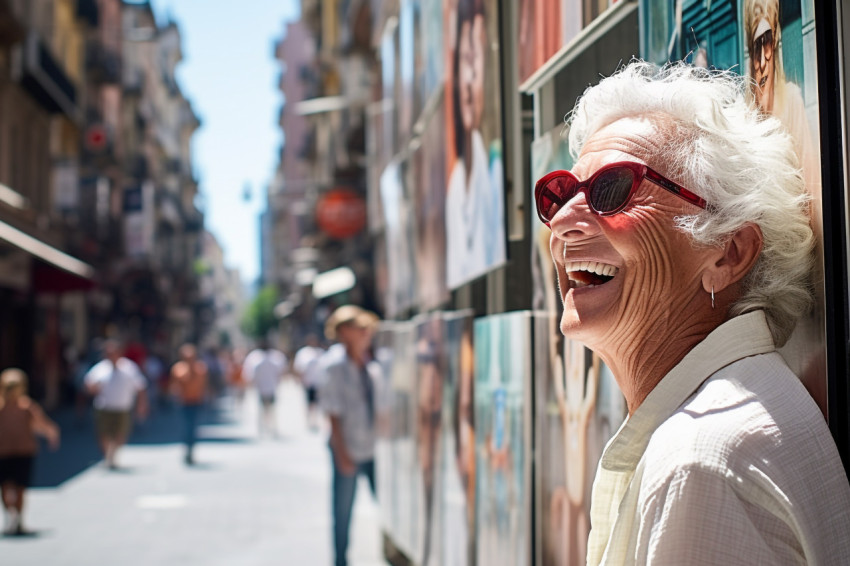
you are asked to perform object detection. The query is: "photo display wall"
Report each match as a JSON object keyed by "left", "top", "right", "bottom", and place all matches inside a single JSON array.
[
  {"left": 640, "top": 0, "right": 827, "bottom": 414},
  {"left": 375, "top": 0, "right": 508, "bottom": 317}
]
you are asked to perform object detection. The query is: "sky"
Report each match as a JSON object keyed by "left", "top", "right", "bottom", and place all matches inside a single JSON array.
[{"left": 148, "top": 0, "right": 300, "bottom": 286}]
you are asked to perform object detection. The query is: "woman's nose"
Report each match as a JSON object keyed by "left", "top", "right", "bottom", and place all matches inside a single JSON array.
[{"left": 548, "top": 190, "right": 600, "bottom": 242}]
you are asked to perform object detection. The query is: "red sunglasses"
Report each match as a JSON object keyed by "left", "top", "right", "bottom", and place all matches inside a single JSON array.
[{"left": 534, "top": 161, "right": 708, "bottom": 226}]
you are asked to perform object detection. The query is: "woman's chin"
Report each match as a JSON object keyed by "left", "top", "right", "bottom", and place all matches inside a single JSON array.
[{"left": 559, "top": 281, "right": 618, "bottom": 340}]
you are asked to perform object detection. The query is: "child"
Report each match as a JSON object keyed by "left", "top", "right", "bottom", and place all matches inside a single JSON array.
[{"left": 0, "top": 368, "right": 60, "bottom": 535}]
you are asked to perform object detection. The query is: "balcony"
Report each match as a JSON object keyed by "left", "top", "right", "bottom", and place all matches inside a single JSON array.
[{"left": 15, "top": 32, "right": 82, "bottom": 123}]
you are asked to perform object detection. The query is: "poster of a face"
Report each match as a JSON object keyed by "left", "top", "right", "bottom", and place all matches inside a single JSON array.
[
  {"left": 441, "top": 310, "right": 476, "bottom": 566},
  {"left": 414, "top": 96, "right": 449, "bottom": 310},
  {"left": 414, "top": 313, "right": 445, "bottom": 566},
  {"left": 640, "top": 0, "right": 826, "bottom": 412},
  {"left": 444, "top": 0, "right": 507, "bottom": 290},
  {"left": 380, "top": 159, "right": 418, "bottom": 317},
  {"left": 530, "top": 130, "right": 627, "bottom": 566},
  {"left": 518, "top": 0, "right": 616, "bottom": 84},
  {"left": 474, "top": 312, "right": 530, "bottom": 566}
]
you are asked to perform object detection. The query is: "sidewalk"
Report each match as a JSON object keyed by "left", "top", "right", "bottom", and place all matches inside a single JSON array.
[{"left": 0, "top": 380, "right": 386, "bottom": 566}]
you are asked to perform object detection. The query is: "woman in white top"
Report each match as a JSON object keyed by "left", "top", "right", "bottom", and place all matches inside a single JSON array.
[{"left": 445, "top": 0, "right": 505, "bottom": 289}]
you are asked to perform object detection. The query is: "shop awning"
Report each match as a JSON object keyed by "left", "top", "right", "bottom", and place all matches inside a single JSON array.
[
  {"left": 0, "top": 220, "right": 96, "bottom": 291},
  {"left": 312, "top": 266, "right": 356, "bottom": 299}
]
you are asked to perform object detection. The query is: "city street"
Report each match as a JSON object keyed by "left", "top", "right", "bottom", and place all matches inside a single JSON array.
[{"left": 0, "top": 380, "right": 385, "bottom": 566}]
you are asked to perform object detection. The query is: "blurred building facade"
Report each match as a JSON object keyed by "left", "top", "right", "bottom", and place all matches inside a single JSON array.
[
  {"left": 0, "top": 0, "right": 237, "bottom": 406},
  {"left": 197, "top": 229, "right": 247, "bottom": 352},
  {"left": 267, "top": 0, "right": 379, "bottom": 350}
]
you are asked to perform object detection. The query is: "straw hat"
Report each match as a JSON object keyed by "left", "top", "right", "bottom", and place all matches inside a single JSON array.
[
  {"left": 324, "top": 305, "right": 379, "bottom": 340},
  {"left": 0, "top": 368, "right": 27, "bottom": 393}
]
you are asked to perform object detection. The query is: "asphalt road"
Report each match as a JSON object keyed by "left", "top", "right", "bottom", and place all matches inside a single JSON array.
[{"left": 1, "top": 380, "right": 385, "bottom": 566}]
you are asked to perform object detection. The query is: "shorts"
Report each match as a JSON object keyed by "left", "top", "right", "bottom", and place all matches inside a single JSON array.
[
  {"left": 0, "top": 456, "right": 34, "bottom": 487},
  {"left": 306, "top": 386, "right": 318, "bottom": 404},
  {"left": 95, "top": 409, "right": 132, "bottom": 439},
  {"left": 260, "top": 394, "right": 276, "bottom": 407}
]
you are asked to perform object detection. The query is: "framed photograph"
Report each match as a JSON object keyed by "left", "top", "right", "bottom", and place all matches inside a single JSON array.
[
  {"left": 413, "top": 95, "right": 450, "bottom": 310},
  {"left": 380, "top": 159, "right": 418, "bottom": 317},
  {"left": 474, "top": 312, "right": 531, "bottom": 566},
  {"left": 440, "top": 310, "right": 476, "bottom": 566},
  {"left": 444, "top": 0, "right": 507, "bottom": 289},
  {"left": 518, "top": 0, "right": 617, "bottom": 84}
]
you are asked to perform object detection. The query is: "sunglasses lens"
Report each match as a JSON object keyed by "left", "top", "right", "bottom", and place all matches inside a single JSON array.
[
  {"left": 589, "top": 167, "right": 635, "bottom": 214},
  {"left": 537, "top": 176, "right": 578, "bottom": 222}
]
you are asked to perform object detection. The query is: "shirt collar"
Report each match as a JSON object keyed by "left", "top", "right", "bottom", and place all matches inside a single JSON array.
[{"left": 601, "top": 310, "right": 776, "bottom": 472}]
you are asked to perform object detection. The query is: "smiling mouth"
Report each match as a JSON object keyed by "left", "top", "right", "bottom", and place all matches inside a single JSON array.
[{"left": 564, "top": 261, "right": 619, "bottom": 289}]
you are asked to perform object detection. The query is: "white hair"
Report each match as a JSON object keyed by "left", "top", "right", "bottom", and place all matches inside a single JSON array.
[{"left": 568, "top": 60, "right": 814, "bottom": 346}]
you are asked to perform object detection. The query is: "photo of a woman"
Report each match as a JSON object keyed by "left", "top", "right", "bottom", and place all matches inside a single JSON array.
[{"left": 444, "top": 0, "right": 506, "bottom": 290}]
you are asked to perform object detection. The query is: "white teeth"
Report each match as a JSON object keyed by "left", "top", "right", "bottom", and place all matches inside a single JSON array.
[{"left": 563, "top": 261, "right": 619, "bottom": 278}]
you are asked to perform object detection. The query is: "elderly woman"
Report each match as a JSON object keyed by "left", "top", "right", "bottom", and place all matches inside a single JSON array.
[{"left": 536, "top": 61, "right": 850, "bottom": 564}]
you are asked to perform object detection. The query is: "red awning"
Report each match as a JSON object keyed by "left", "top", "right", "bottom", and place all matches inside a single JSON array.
[
  {"left": 0, "top": 220, "right": 96, "bottom": 294},
  {"left": 33, "top": 260, "right": 97, "bottom": 294}
]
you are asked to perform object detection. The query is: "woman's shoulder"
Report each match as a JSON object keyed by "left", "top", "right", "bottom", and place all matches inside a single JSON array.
[{"left": 645, "top": 352, "right": 831, "bottom": 478}]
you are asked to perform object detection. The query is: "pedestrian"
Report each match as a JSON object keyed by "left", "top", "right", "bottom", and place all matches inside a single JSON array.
[
  {"left": 242, "top": 338, "right": 288, "bottom": 438},
  {"left": 0, "top": 369, "right": 60, "bottom": 535},
  {"left": 202, "top": 346, "right": 225, "bottom": 400},
  {"left": 83, "top": 339, "right": 148, "bottom": 470},
  {"left": 225, "top": 347, "right": 247, "bottom": 416},
  {"left": 319, "top": 305, "right": 381, "bottom": 566},
  {"left": 292, "top": 333, "right": 325, "bottom": 430},
  {"left": 169, "top": 344, "right": 208, "bottom": 465},
  {"left": 536, "top": 60, "right": 850, "bottom": 563}
]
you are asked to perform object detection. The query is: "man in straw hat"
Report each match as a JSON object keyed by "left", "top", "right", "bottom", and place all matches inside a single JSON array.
[{"left": 319, "top": 305, "right": 381, "bottom": 566}]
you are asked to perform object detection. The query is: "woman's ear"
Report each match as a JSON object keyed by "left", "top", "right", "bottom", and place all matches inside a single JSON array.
[{"left": 702, "top": 223, "right": 763, "bottom": 294}]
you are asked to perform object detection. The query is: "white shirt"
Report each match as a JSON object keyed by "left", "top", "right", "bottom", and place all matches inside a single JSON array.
[
  {"left": 242, "top": 348, "right": 287, "bottom": 396},
  {"left": 587, "top": 311, "right": 850, "bottom": 565},
  {"left": 293, "top": 345, "right": 325, "bottom": 387},
  {"left": 319, "top": 352, "right": 380, "bottom": 462},
  {"left": 84, "top": 358, "right": 147, "bottom": 411},
  {"left": 445, "top": 130, "right": 506, "bottom": 290}
]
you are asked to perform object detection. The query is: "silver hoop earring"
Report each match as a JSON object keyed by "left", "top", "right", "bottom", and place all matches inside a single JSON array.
[{"left": 711, "top": 286, "right": 715, "bottom": 309}]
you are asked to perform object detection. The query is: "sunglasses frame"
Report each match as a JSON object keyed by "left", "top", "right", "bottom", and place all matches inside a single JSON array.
[
  {"left": 534, "top": 161, "right": 708, "bottom": 226},
  {"left": 752, "top": 28, "right": 775, "bottom": 64}
]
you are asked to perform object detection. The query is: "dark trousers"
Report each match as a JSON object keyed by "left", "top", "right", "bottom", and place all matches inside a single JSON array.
[
  {"left": 182, "top": 403, "right": 202, "bottom": 452},
  {"left": 331, "top": 451, "right": 375, "bottom": 566}
]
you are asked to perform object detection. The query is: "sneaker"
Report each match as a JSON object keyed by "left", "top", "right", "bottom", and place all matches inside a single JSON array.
[{"left": 4, "top": 510, "right": 19, "bottom": 535}]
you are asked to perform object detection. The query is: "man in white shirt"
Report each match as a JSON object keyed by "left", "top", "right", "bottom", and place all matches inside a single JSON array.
[
  {"left": 242, "top": 339, "right": 288, "bottom": 438},
  {"left": 292, "top": 334, "right": 325, "bottom": 430},
  {"left": 84, "top": 340, "right": 148, "bottom": 469},
  {"left": 319, "top": 305, "right": 381, "bottom": 566}
]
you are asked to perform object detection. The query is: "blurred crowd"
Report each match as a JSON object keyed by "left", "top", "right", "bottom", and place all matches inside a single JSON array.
[{"left": 0, "top": 302, "right": 381, "bottom": 566}]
